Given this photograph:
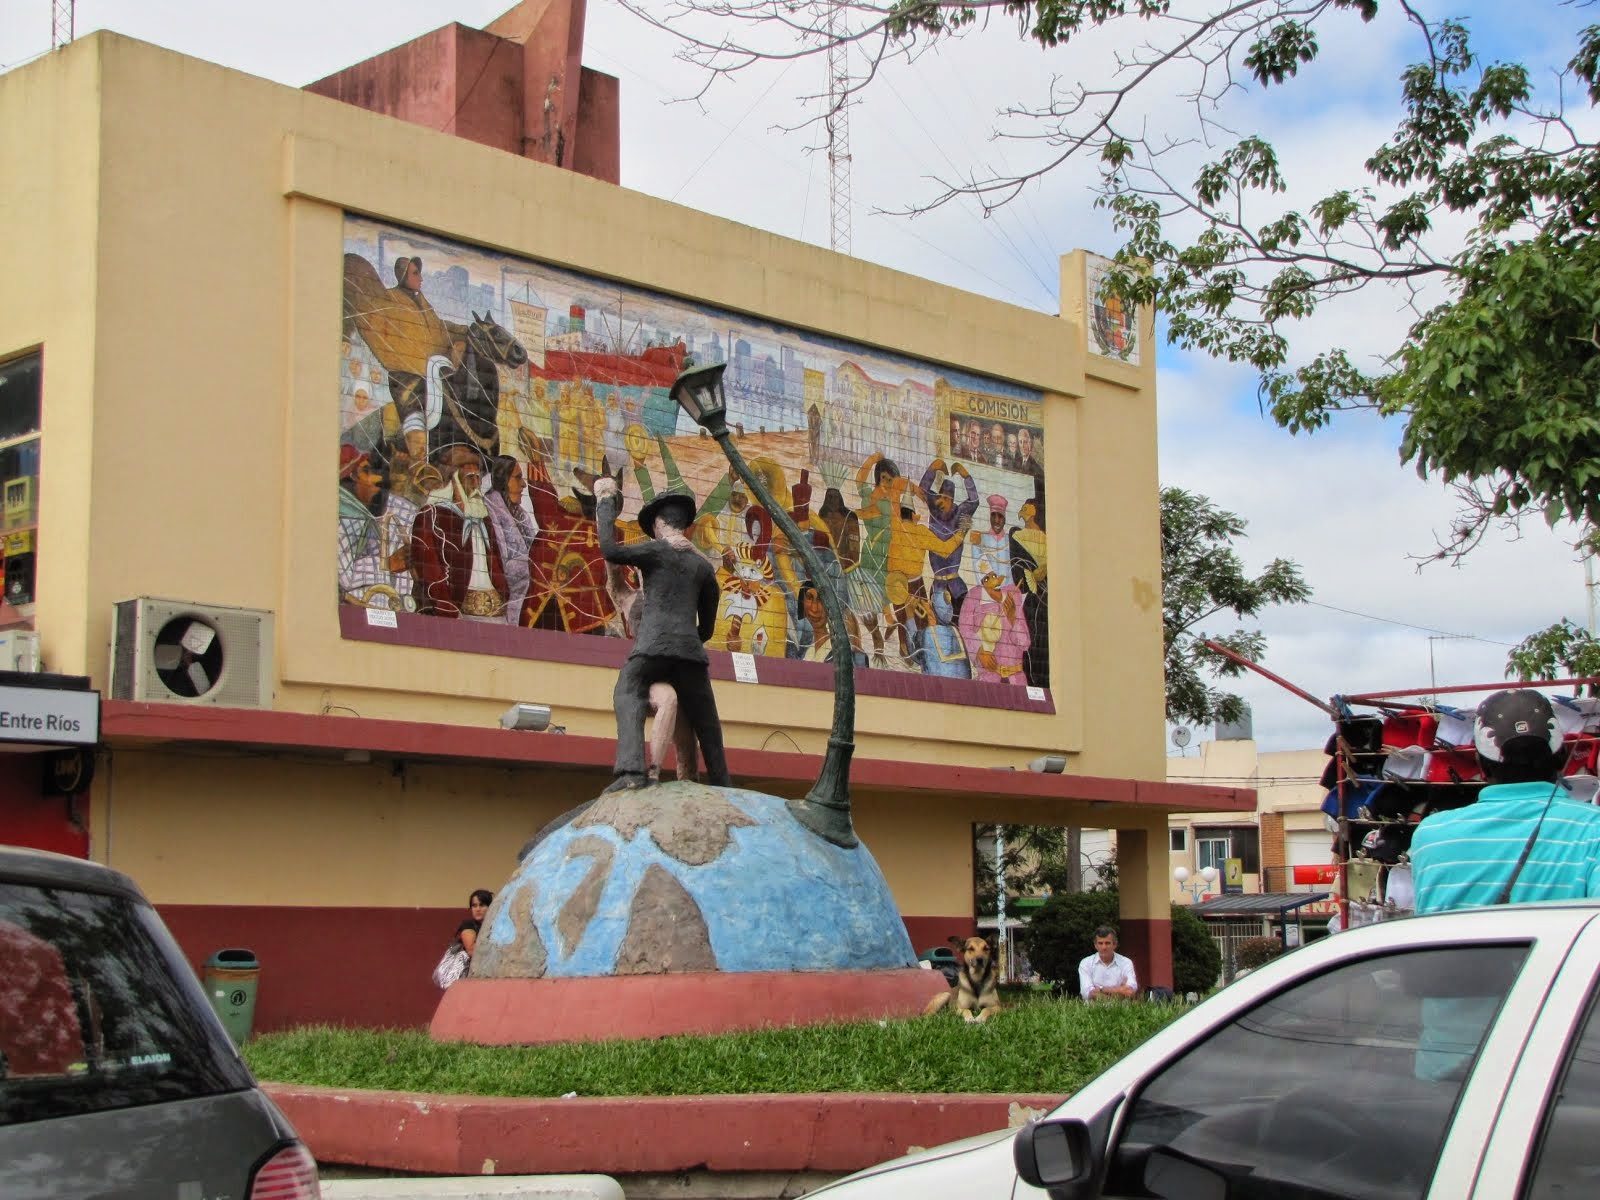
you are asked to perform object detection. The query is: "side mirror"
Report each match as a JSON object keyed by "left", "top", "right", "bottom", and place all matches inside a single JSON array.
[{"left": 1013, "top": 1118, "right": 1096, "bottom": 1198}]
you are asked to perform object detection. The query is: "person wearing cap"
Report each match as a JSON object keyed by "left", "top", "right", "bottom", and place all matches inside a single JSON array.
[
  {"left": 968, "top": 494, "right": 1012, "bottom": 586},
  {"left": 1408, "top": 688, "right": 1600, "bottom": 1081},
  {"left": 593, "top": 476, "right": 731, "bottom": 792},
  {"left": 918, "top": 459, "right": 980, "bottom": 618},
  {"left": 1410, "top": 689, "right": 1600, "bottom": 914}
]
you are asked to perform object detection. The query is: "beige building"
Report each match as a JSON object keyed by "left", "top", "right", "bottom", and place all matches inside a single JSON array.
[
  {"left": 0, "top": 28, "right": 1249, "bottom": 1029},
  {"left": 1165, "top": 732, "right": 1338, "bottom": 923}
]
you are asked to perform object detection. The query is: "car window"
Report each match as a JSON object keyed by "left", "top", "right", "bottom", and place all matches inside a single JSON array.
[
  {"left": 1522, "top": 983, "right": 1600, "bottom": 1198},
  {"left": 0, "top": 881, "right": 252, "bottom": 1124},
  {"left": 1104, "top": 945, "right": 1530, "bottom": 1200}
]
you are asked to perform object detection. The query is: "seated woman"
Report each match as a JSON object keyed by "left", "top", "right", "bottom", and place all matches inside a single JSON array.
[{"left": 458, "top": 889, "right": 493, "bottom": 962}]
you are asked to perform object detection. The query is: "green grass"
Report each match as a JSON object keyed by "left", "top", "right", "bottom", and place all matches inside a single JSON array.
[{"left": 243, "top": 996, "right": 1187, "bottom": 1098}]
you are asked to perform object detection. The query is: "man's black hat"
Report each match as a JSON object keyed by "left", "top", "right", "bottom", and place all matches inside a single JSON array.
[
  {"left": 1474, "top": 688, "right": 1565, "bottom": 766},
  {"left": 638, "top": 489, "right": 698, "bottom": 537}
]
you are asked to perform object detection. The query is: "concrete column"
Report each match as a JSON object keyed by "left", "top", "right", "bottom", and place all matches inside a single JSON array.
[{"left": 1116, "top": 824, "right": 1172, "bottom": 991}]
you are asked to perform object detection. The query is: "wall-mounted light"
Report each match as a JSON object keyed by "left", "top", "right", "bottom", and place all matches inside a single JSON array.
[
  {"left": 500, "top": 703, "right": 552, "bottom": 732},
  {"left": 1028, "top": 754, "right": 1068, "bottom": 774}
]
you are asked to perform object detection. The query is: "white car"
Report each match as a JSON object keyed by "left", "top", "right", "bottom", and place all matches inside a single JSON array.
[{"left": 808, "top": 903, "right": 1600, "bottom": 1199}]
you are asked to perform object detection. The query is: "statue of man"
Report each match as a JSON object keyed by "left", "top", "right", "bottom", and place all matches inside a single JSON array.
[{"left": 594, "top": 476, "right": 731, "bottom": 791}]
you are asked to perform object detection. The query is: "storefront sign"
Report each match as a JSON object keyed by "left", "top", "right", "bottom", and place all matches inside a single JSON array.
[{"left": 0, "top": 684, "right": 99, "bottom": 746}]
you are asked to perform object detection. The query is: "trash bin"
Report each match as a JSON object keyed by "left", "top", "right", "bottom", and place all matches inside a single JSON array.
[
  {"left": 202, "top": 948, "right": 260, "bottom": 1044},
  {"left": 919, "top": 947, "right": 959, "bottom": 986}
]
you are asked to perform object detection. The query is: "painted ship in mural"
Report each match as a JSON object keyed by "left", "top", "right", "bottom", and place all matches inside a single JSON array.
[{"left": 336, "top": 215, "right": 1053, "bottom": 693}]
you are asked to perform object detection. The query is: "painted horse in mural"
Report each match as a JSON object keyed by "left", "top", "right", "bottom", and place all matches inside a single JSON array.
[
  {"left": 340, "top": 253, "right": 528, "bottom": 462},
  {"left": 432, "top": 311, "right": 529, "bottom": 459}
]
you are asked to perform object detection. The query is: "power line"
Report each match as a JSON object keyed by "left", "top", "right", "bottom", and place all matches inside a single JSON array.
[
  {"left": 670, "top": 60, "right": 797, "bottom": 202},
  {"left": 1302, "top": 600, "right": 1514, "bottom": 646},
  {"left": 875, "top": 73, "right": 1057, "bottom": 306}
]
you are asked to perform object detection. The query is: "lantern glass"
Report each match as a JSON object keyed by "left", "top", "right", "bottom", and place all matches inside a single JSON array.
[{"left": 670, "top": 363, "right": 729, "bottom": 428}]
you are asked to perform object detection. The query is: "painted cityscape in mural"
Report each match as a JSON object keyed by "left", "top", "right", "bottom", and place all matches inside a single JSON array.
[{"left": 337, "top": 216, "right": 1052, "bottom": 691}]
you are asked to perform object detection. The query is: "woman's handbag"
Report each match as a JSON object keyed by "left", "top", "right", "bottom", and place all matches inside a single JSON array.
[{"left": 432, "top": 941, "right": 470, "bottom": 989}]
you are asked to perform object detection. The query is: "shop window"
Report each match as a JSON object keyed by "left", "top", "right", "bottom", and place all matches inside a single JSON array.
[{"left": 0, "top": 353, "right": 40, "bottom": 616}]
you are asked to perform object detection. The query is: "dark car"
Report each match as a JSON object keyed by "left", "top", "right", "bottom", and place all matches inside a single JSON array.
[{"left": 0, "top": 844, "right": 319, "bottom": 1199}]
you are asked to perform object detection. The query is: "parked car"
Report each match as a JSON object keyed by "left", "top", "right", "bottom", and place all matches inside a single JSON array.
[
  {"left": 0, "top": 845, "right": 319, "bottom": 1199},
  {"left": 809, "top": 902, "right": 1600, "bottom": 1199}
]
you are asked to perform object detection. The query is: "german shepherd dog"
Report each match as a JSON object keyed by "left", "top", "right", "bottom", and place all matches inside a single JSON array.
[{"left": 923, "top": 936, "right": 1002, "bottom": 1023}]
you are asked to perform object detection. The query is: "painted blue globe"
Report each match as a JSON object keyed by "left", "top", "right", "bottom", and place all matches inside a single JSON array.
[{"left": 472, "top": 783, "right": 917, "bottom": 978}]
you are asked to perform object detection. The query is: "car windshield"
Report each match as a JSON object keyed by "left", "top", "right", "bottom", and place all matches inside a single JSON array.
[{"left": 0, "top": 880, "right": 252, "bottom": 1124}]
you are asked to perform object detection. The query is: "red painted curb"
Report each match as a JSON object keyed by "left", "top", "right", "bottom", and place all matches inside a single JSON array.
[
  {"left": 430, "top": 969, "right": 953, "bottom": 1045},
  {"left": 262, "top": 1086, "right": 1068, "bottom": 1176}
]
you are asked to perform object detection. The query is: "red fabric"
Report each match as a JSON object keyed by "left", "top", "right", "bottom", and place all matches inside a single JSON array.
[
  {"left": 1382, "top": 712, "right": 1439, "bottom": 749},
  {"left": 521, "top": 461, "right": 616, "bottom": 634},
  {"left": 410, "top": 504, "right": 508, "bottom": 618}
]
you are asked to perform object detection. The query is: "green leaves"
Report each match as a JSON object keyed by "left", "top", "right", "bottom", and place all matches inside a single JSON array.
[
  {"left": 1390, "top": 234, "right": 1600, "bottom": 540},
  {"left": 1244, "top": 20, "right": 1320, "bottom": 86},
  {"left": 1161, "top": 487, "right": 1311, "bottom": 726},
  {"left": 1507, "top": 619, "right": 1600, "bottom": 696}
]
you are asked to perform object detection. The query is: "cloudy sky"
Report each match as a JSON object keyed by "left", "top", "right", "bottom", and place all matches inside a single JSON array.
[{"left": 4, "top": 0, "right": 1593, "bottom": 754}]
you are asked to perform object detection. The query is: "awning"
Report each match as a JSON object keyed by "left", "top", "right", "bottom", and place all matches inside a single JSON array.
[
  {"left": 98, "top": 701, "right": 1257, "bottom": 814},
  {"left": 1191, "top": 892, "right": 1331, "bottom": 917}
]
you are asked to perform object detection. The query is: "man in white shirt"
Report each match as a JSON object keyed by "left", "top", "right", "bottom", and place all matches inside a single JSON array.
[{"left": 1079, "top": 926, "right": 1139, "bottom": 1001}]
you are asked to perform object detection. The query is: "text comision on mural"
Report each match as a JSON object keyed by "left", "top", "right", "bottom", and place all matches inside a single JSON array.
[{"left": 336, "top": 216, "right": 1052, "bottom": 700}]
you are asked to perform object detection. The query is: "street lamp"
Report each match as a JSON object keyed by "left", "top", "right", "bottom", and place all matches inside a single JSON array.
[
  {"left": 1174, "top": 865, "right": 1219, "bottom": 903},
  {"left": 669, "top": 361, "right": 858, "bottom": 848}
]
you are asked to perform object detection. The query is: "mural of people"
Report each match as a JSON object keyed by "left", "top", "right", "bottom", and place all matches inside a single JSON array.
[
  {"left": 484, "top": 454, "right": 535, "bottom": 624},
  {"left": 959, "top": 567, "right": 1030, "bottom": 685},
  {"left": 969, "top": 494, "right": 1012, "bottom": 587},
  {"left": 919, "top": 460, "right": 979, "bottom": 618},
  {"left": 337, "top": 445, "right": 414, "bottom": 610},
  {"left": 886, "top": 484, "right": 968, "bottom": 663},
  {"left": 339, "top": 215, "right": 1054, "bottom": 700},
  {"left": 522, "top": 458, "right": 618, "bottom": 635},
  {"left": 916, "top": 588, "right": 972, "bottom": 679},
  {"left": 410, "top": 446, "right": 508, "bottom": 620},
  {"left": 342, "top": 254, "right": 469, "bottom": 482},
  {"left": 1010, "top": 498, "right": 1049, "bottom": 689}
]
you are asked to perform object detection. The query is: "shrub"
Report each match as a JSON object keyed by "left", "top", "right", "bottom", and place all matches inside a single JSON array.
[
  {"left": 1020, "top": 890, "right": 1223, "bottom": 997},
  {"left": 1170, "top": 905, "right": 1222, "bottom": 995},
  {"left": 1235, "top": 936, "right": 1285, "bottom": 971}
]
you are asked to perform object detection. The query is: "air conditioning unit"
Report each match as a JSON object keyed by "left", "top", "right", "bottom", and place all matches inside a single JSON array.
[
  {"left": 110, "top": 599, "right": 274, "bottom": 708},
  {"left": 0, "top": 629, "right": 40, "bottom": 672}
]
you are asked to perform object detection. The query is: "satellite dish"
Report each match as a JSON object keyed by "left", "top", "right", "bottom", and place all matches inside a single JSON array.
[
  {"left": 1171, "top": 727, "right": 1192, "bottom": 749},
  {"left": 150, "top": 616, "right": 224, "bottom": 699}
]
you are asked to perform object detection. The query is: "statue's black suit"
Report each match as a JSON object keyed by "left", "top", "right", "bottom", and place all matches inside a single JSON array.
[{"left": 597, "top": 491, "right": 732, "bottom": 789}]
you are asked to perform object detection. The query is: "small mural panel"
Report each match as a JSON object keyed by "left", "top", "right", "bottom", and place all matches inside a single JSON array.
[
  {"left": 337, "top": 215, "right": 1054, "bottom": 694},
  {"left": 1086, "top": 253, "right": 1139, "bottom": 365}
]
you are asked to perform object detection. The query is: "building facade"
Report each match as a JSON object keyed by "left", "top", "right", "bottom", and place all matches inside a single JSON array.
[{"left": 0, "top": 31, "right": 1249, "bottom": 1030}]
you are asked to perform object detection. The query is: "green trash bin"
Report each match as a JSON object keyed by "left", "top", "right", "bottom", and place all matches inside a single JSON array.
[{"left": 202, "top": 948, "right": 260, "bottom": 1045}]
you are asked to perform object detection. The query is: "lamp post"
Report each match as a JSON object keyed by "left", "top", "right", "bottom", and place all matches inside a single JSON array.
[
  {"left": 1173, "top": 865, "right": 1218, "bottom": 904},
  {"left": 669, "top": 361, "right": 858, "bottom": 848}
]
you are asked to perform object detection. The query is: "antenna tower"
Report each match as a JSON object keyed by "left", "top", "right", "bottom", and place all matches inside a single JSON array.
[
  {"left": 51, "top": 0, "right": 74, "bottom": 48},
  {"left": 824, "top": 4, "right": 851, "bottom": 254}
]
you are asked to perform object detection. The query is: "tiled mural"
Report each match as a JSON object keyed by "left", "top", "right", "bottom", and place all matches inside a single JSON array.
[{"left": 338, "top": 216, "right": 1052, "bottom": 694}]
